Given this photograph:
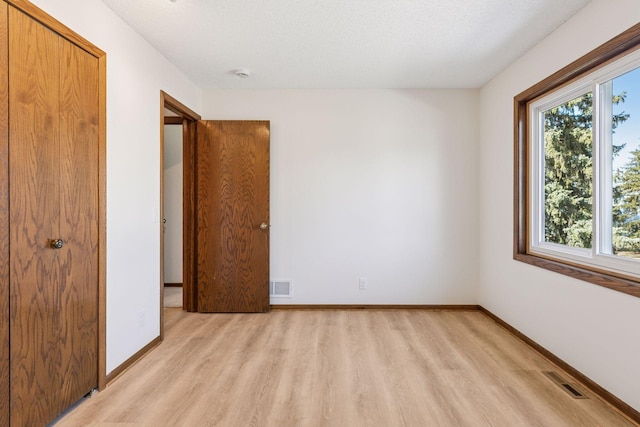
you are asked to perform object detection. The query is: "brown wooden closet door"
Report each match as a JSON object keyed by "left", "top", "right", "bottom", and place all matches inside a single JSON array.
[
  {"left": 196, "top": 121, "right": 270, "bottom": 313},
  {"left": 8, "top": 6, "right": 98, "bottom": 426},
  {"left": 9, "top": 7, "right": 61, "bottom": 425},
  {"left": 57, "top": 28, "right": 99, "bottom": 412},
  {"left": 0, "top": 2, "right": 9, "bottom": 426}
]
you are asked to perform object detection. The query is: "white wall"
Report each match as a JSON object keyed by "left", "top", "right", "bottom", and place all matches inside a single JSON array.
[
  {"left": 479, "top": 0, "right": 640, "bottom": 412},
  {"left": 29, "top": 0, "right": 201, "bottom": 374},
  {"left": 163, "top": 125, "right": 183, "bottom": 284},
  {"left": 203, "top": 90, "right": 479, "bottom": 305}
]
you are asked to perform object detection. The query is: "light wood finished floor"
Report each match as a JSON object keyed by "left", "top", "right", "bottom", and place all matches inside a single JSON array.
[
  {"left": 55, "top": 309, "right": 637, "bottom": 426},
  {"left": 164, "top": 286, "right": 182, "bottom": 308}
]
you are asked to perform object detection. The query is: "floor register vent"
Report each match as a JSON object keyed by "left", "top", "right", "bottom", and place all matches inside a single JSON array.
[
  {"left": 543, "top": 371, "right": 589, "bottom": 399},
  {"left": 270, "top": 280, "right": 292, "bottom": 297}
]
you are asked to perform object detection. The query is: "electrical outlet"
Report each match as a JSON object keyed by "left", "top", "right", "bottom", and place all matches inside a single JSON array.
[
  {"left": 137, "top": 310, "right": 145, "bottom": 327},
  {"left": 359, "top": 277, "right": 368, "bottom": 290}
]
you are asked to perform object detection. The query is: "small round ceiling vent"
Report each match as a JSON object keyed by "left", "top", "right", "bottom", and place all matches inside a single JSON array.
[{"left": 234, "top": 69, "right": 251, "bottom": 79}]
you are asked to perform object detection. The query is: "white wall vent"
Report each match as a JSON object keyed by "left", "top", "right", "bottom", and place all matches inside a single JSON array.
[{"left": 270, "top": 280, "right": 292, "bottom": 297}]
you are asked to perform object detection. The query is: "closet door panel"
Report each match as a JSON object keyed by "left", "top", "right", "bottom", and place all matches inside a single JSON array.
[
  {"left": 0, "top": 1, "right": 9, "bottom": 426},
  {"left": 58, "top": 38, "right": 99, "bottom": 406},
  {"left": 9, "top": 6, "right": 62, "bottom": 426}
]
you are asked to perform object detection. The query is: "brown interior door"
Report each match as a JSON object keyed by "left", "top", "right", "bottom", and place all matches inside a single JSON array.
[
  {"left": 195, "top": 121, "right": 270, "bottom": 313},
  {"left": 8, "top": 6, "right": 98, "bottom": 426}
]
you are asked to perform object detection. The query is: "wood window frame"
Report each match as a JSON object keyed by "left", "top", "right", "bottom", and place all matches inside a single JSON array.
[{"left": 514, "top": 22, "right": 640, "bottom": 299}]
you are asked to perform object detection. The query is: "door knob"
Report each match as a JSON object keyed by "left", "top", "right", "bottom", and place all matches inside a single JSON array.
[
  {"left": 260, "top": 223, "right": 269, "bottom": 230},
  {"left": 51, "top": 239, "right": 64, "bottom": 249}
]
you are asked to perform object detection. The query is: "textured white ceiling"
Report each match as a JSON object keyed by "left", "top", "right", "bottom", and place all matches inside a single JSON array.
[{"left": 101, "top": 0, "right": 591, "bottom": 89}]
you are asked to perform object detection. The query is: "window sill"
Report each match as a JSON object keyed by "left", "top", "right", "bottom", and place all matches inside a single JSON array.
[{"left": 513, "top": 253, "right": 640, "bottom": 298}]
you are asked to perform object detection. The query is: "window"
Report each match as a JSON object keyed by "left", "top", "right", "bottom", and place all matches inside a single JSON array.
[{"left": 515, "top": 23, "right": 640, "bottom": 298}]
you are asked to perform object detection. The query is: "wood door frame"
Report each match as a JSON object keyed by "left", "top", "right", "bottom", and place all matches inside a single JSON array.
[
  {"left": 0, "top": 0, "right": 107, "bottom": 410},
  {"left": 160, "top": 91, "right": 200, "bottom": 339}
]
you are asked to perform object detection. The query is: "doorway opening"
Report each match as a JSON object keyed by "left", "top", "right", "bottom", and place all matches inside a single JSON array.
[
  {"left": 163, "top": 120, "right": 184, "bottom": 308},
  {"left": 159, "top": 92, "right": 271, "bottom": 321},
  {"left": 160, "top": 91, "right": 200, "bottom": 339}
]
